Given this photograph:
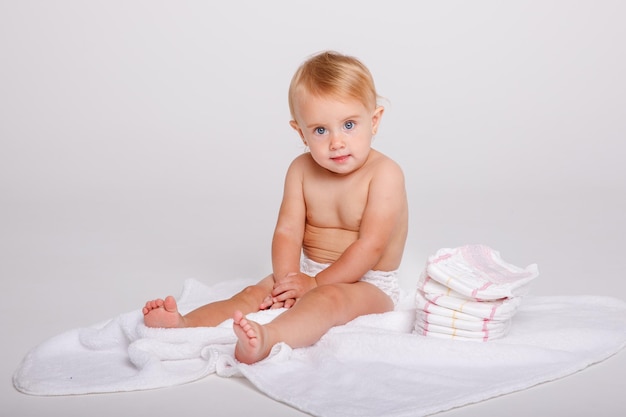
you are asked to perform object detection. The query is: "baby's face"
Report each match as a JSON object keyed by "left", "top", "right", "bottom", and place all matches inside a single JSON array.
[{"left": 290, "top": 93, "right": 383, "bottom": 175}]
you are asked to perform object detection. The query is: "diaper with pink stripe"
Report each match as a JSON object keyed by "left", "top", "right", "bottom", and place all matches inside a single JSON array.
[{"left": 414, "top": 244, "right": 539, "bottom": 341}]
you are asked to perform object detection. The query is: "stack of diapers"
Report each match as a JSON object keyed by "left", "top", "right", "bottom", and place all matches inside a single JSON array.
[{"left": 414, "top": 244, "right": 539, "bottom": 341}]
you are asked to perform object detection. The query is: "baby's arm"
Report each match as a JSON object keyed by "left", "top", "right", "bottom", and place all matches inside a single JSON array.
[{"left": 263, "top": 157, "right": 308, "bottom": 308}]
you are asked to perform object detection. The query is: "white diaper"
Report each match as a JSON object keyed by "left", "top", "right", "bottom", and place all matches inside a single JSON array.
[{"left": 300, "top": 256, "right": 400, "bottom": 306}]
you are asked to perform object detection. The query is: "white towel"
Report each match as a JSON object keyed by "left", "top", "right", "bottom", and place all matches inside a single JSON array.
[
  {"left": 426, "top": 244, "right": 539, "bottom": 300},
  {"left": 14, "top": 278, "right": 626, "bottom": 417}
]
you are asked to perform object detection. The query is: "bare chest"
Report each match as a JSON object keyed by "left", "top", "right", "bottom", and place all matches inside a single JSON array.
[{"left": 303, "top": 174, "right": 370, "bottom": 230}]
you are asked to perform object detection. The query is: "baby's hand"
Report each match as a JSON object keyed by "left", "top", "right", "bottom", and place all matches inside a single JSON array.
[
  {"left": 271, "top": 272, "right": 317, "bottom": 304},
  {"left": 259, "top": 294, "right": 297, "bottom": 310}
]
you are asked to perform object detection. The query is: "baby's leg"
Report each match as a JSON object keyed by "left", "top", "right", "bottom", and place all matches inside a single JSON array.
[
  {"left": 143, "top": 275, "right": 274, "bottom": 328},
  {"left": 233, "top": 281, "right": 393, "bottom": 363}
]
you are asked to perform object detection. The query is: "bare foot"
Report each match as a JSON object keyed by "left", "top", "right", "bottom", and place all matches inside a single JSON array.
[
  {"left": 142, "top": 296, "right": 186, "bottom": 328},
  {"left": 233, "top": 310, "right": 273, "bottom": 364}
]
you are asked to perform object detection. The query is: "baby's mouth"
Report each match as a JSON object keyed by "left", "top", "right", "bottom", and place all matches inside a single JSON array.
[{"left": 331, "top": 154, "right": 350, "bottom": 163}]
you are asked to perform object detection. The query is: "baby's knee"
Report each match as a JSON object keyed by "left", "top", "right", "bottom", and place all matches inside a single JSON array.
[
  {"left": 310, "top": 284, "right": 346, "bottom": 307},
  {"left": 236, "top": 284, "right": 268, "bottom": 305}
]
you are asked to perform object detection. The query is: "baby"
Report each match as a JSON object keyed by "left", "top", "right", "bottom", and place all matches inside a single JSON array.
[{"left": 142, "top": 51, "right": 408, "bottom": 364}]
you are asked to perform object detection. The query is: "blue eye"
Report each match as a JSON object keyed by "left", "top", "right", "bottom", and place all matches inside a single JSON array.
[
  {"left": 315, "top": 127, "right": 326, "bottom": 135},
  {"left": 344, "top": 121, "right": 355, "bottom": 130}
]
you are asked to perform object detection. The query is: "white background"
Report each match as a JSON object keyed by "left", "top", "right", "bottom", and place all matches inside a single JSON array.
[{"left": 2, "top": 1, "right": 625, "bottom": 416}]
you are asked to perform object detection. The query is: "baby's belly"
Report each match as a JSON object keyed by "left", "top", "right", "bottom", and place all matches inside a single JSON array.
[{"left": 302, "top": 223, "right": 358, "bottom": 264}]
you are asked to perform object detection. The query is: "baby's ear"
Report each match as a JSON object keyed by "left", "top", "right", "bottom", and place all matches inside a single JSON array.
[
  {"left": 289, "top": 120, "right": 305, "bottom": 141},
  {"left": 372, "top": 106, "right": 385, "bottom": 134}
]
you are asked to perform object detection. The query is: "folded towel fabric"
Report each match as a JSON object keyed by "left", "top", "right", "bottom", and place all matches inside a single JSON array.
[
  {"left": 237, "top": 295, "right": 626, "bottom": 417},
  {"left": 12, "top": 278, "right": 626, "bottom": 417}
]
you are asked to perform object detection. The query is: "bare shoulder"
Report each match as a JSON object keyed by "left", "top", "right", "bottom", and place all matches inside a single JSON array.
[
  {"left": 287, "top": 152, "right": 316, "bottom": 172},
  {"left": 367, "top": 150, "right": 405, "bottom": 182},
  {"left": 284, "top": 152, "right": 314, "bottom": 179}
]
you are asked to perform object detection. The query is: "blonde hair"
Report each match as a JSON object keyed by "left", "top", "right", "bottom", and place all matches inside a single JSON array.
[{"left": 288, "top": 51, "right": 379, "bottom": 119}]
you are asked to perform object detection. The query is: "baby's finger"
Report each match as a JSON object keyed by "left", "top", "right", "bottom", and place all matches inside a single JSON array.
[
  {"left": 259, "top": 295, "right": 274, "bottom": 310},
  {"left": 273, "top": 290, "right": 297, "bottom": 303},
  {"left": 272, "top": 281, "right": 297, "bottom": 297}
]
